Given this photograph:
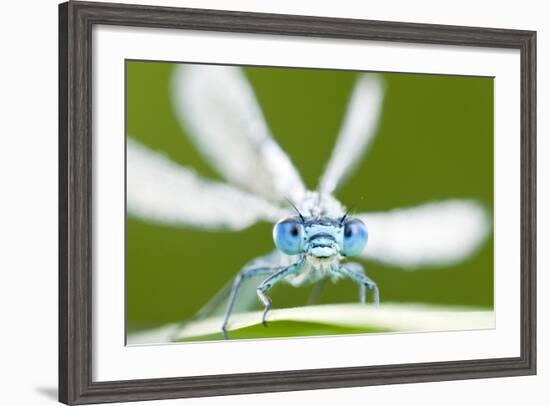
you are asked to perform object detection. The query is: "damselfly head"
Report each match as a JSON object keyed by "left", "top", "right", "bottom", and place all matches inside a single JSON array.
[{"left": 273, "top": 213, "right": 368, "bottom": 259}]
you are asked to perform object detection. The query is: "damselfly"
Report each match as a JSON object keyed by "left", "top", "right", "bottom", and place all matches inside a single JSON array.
[{"left": 127, "top": 65, "right": 490, "bottom": 339}]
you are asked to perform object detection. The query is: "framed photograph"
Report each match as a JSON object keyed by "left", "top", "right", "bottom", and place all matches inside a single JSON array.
[{"left": 59, "top": 1, "right": 536, "bottom": 404}]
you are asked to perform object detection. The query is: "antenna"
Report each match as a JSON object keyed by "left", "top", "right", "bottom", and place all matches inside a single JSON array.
[
  {"left": 339, "top": 196, "right": 364, "bottom": 225},
  {"left": 285, "top": 198, "right": 305, "bottom": 223}
]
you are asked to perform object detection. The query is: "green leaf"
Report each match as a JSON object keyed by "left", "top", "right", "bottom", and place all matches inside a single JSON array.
[{"left": 127, "top": 303, "right": 494, "bottom": 345}]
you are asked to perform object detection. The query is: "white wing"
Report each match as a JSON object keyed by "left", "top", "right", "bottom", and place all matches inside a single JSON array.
[
  {"left": 358, "top": 199, "right": 491, "bottom": 269},
  {"left": 319, "top": 74, "right": 385, "bottom": 194},
  {"left": 171, "top": 64, "right": 306, "bottom": 203},
  {"left": 127, "top": 138, "right": 285, "bottom": 230}
]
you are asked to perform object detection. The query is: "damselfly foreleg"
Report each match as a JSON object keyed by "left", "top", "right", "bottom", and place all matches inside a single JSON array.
[
  {"left": 222, "top": 265, "right": 278, "bottom": 339},
  {"left": 257, "top": 260, "right": 303, "bottom": 327},
  {"left": 335, "top": 263, "right": 379, "bottom": 305}
]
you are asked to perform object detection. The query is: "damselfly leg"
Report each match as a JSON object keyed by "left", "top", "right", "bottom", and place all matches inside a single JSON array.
[
  {"left": 256, "top": 261, "right": 303, "bottom": 327},
  {"left": 222, "top": 265, "right": 279, "bottom": 339},
  {"left": 335, "top": 263, "right": 379, "bottom": 305}
]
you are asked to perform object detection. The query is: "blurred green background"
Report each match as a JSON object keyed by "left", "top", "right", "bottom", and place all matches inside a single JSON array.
[{"left": 125, "top": 61, "right": 494, "bottom": 334}]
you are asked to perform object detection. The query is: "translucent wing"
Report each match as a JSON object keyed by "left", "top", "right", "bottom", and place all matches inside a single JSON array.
[
  {"left": 191, "top": 272, "right": 267, "bottom": 321},
  {"left": 357, "top": 199, "right": 491, "bottom": 269},
  {"left": 169, "top": 273, "right": 269, "bottom": 342},
  {"left": 184, "top": 251, "right": 292, "bottom": 324},
  {"left": 127, "top": 138, "right": 285, "bottom": 230},
  {"left": 319, "top": 74, "right": 385, "bottom": 194},
  {"left": 171, "top": 64, "right": 306, "bottom": 203}
]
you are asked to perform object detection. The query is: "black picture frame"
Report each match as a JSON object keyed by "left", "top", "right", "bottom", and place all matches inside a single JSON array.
[{"left": 59, "top": 1, "right": 537, "bottom": 404}]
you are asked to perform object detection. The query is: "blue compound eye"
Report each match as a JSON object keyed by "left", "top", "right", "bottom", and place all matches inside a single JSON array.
[
  {"left": 273, "top": 217, "right": 304, "bottom": 255},
  {"left": 342, "top": 218, "right": 368, "bottom": 256}
]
